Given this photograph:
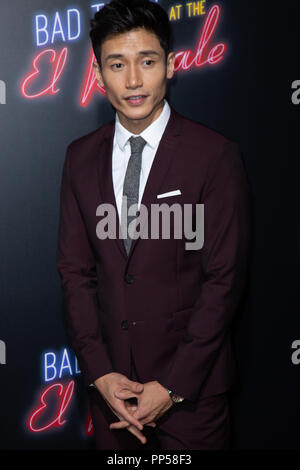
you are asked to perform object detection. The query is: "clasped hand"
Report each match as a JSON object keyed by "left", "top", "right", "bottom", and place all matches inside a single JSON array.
[{"left": 94, "top": 373, "right": 173, "bottom": 444}]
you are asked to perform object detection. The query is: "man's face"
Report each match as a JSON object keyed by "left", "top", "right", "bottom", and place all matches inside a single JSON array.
[{"left": 93, "top": 27, "right": 175, "bottom": 134}]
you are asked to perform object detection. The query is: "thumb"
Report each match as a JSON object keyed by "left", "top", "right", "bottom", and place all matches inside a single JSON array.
[
  {"left": 134, "top": 382, "right": 144, "bottom": 392},
  {"left": 115, "top": 389, "right": 137, "bottom": 399},
  {"left": 124, "top": 380, "right": 144, "bottom": 392}
]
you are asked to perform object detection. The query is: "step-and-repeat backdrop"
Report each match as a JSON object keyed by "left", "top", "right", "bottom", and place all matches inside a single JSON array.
[{"left": 0, "top": 0, "right": 299, "bottom": 449}]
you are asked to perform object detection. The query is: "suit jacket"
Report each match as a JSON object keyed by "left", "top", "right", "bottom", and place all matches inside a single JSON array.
[{"left": 56, "top": 105, "right": 251, "bottom": 402}]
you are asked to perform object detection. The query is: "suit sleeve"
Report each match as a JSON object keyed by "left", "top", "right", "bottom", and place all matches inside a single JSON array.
[
  {"left": 56, "top": 143, "right": 115, "bottom": 388},
  {"left": 160, "top": 141, "right": 251, "bottom": 402}
]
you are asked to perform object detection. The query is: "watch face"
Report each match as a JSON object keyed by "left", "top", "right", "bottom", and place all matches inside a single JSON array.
[
  {"left": 167, "top": 389, "right": 184, "bottom": 403},
  {"left": 173, "top": 394, "right": 184, "bottom": 403}
]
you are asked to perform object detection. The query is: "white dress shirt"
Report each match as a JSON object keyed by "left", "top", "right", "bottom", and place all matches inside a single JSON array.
[{"left": 112, "top": 98, "right": 171, "bottom": 221}]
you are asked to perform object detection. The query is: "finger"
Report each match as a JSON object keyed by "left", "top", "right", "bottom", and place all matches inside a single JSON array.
[
  {"left": 127, "top": 425, "right": 147, "bottom": 445},
  {"left": 121, "top": 379, "right": 144, "bottom": 393},
  {"left": 110, "top": 420, "right": 129, "bottom": 430},
  {"left": 132, "top": 407, "right": 151, "bottom": 420},
  {"left": 110, "top": 419, "right": 156, "bottom": 429},
  {"left": 117, "top": 403, "right": 144, "bottom": 431},
  {"left": 125, "top": 403, "right": 155, "bottom": 426},
  {"left": 109, "top": 414, "right": 156, "bottom": 429},
  {"left": 122, "top": 403, "right": 155, "bottom": 428},
  {"left": 104, "top": 397, "right": 143, "bottom": 431},
  {"left": 125, "top": 404, "right": 155, "bottom": 427},
  {"left": 109, "top": 418, "right": 146, "bottom": 445},
  {"left": 114, "top": 389, "right": 140, "bottom": 400},
  {"left": 109, "top": 420, "right": 146, "bottom": 445},
  {"left": 132, "top": 409, "right": 143, "bottom": 420},
  {"left": 104, "top": 401, "right": 134, "bottom": 428}
]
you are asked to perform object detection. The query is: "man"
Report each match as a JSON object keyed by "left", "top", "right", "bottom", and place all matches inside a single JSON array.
[{"left": 56, "top": 0, "right": 251, "bottom": 450}]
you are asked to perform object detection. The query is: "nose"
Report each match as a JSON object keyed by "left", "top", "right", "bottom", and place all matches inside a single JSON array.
[{"left": 126, "top": 64, "right": 142, "bottom": 89}]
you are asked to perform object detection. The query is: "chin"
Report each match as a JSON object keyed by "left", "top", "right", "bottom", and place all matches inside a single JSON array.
[{"left": 123, "top": 107, "right": 152, "bottom": 120}]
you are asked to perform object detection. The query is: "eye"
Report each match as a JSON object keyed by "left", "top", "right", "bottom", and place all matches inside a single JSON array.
[
  {"left": 144, "top": 60, "right": 154, "bottom": 66},
  {"left": 111, "top": 63, "right": 123, "bottom": 69}
]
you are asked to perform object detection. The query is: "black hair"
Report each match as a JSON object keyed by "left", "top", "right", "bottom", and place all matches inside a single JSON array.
[{"left": 90, "top": 0, "right": 173, "bottom": 68}]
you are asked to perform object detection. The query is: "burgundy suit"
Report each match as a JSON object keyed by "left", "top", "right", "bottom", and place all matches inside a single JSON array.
[{"left": 56, "top": 105, "right": 251, "bottom": 449}]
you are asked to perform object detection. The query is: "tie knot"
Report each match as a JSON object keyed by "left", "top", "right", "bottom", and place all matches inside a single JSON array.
[{"left": 129, "top": 135, "right": 147, "bottom": 155}]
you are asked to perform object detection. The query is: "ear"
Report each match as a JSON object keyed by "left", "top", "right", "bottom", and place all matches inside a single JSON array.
[
  {"left": 93, "top": 61, "right": 105, "bottom": 88},
  {"left": 166, "top": 52, "right": 175, "bottom": 79}
]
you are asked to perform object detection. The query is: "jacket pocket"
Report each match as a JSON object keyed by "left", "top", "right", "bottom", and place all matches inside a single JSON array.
[{"left": 171, "top": 306, "right": 194, "bottom": 331}]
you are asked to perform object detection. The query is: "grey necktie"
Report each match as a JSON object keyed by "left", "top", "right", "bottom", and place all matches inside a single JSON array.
[{"left": 121, "top": 136, "right": 147, "bottom": 256}]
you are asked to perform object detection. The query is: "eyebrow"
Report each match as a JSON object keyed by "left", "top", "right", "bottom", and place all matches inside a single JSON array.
[{"left": 104, "top": 50, "right": 161, "bottom": 62}]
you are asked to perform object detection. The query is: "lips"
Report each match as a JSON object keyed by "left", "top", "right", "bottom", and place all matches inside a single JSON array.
[
  {"left": 125, "top": 95, "right": 147, "bottom": 100},
  {"left": 125, "top": 95, "right": 148, "bottom": 106}
]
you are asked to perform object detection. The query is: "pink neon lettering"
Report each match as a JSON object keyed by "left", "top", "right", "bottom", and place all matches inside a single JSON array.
[
  {"left": 21, "top": 48, "right": 68, "bottom": 99},
  {"left": 28, "top": 380, "right": 74, "bottom": 432}
]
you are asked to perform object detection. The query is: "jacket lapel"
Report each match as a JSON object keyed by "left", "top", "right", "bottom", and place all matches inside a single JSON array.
[
  {"left": 96, "top": 105, "right": 183, "bottom": 263},
  {"left": 96, "top": 119, "right": 128, "bottom": 261}
]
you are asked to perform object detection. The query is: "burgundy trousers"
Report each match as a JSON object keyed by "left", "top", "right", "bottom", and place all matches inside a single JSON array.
[{"left": 88, "top": 348, "right": 231, "bottom": 450}]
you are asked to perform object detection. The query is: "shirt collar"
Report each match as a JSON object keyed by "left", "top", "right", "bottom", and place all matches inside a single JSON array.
[{"left": 114, "top": 99, "right": 171, "bottom": 151}]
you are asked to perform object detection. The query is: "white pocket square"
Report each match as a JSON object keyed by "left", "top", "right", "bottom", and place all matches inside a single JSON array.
[{"left": 157, "top": 189, "right": 181, "bottom": 199}]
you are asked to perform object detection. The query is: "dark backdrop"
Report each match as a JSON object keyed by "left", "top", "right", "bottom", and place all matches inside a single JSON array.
[{"left": 0, "top": 0, "right": 299, "bottom": 449}]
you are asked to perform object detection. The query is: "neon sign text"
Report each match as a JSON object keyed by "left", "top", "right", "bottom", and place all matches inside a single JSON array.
[
  {"left": 33, "top": 2, "right": 159, "bottom": 46},
  {"left": 27, "top": 348, "right": 91, "bottom": 435},
  {"left": 91, "top": 3, "right": 104, "bottom": 13},
  {"left": 174, "top": 4, "right": 225, "bottom": 70},
  {"left": 21, "top": 48, "right": 68, "bottom": 99},
  {"left": 35, "top": 9, "right": 81, "bottom": 46},
  {"left": 43, "top": 347, "right": 81, "bottom": 382},
  {"left": 28, "top": 380, "right": 75, "bottom": 432},
  {"left": 28, "top": 380, "right": 94, "bottom": 435}
]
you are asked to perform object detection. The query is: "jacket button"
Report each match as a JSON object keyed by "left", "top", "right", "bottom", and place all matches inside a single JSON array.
[
  {"left": 124, "top": 273, "right": 134, "bottom": 284},
  {"left": 121, "top": 320, "right": 128, "bottom": 330}
]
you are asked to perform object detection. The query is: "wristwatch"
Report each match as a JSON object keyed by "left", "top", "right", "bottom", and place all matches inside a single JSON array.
[{"left": 166, "top": 388, "right": 185, "bottom": 403}]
